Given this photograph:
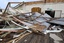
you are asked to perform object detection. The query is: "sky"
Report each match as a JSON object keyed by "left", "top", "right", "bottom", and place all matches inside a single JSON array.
[{"left": 0, "top": 0, "right": 41, "bottom": 9}]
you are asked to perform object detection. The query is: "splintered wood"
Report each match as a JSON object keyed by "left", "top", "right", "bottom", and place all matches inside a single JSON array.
[
  {"left": 6, "top": 33, "right": 31, "bottom": 43},
  {"left": 31, "top": 24, "right": 46, "bottom": 32}
]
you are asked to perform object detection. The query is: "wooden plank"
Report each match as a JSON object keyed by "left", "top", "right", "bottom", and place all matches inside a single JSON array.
[
  {"left": 49, "top": 0, "right": 55, "bottom": 3},
  {"left": 62, "top": 0, "right": 64, "bottom": 2},
  {"left": 3, "top": 2, "right": 10, "bottom": 14},
  {"left": 46, "top": 0, "right": 64, "bottom": 3},
  {"left": 46, "top": 0, "right": 50, "bottom": 3},
  {"left": 9, "top": 2, "right": 23, "bottom": 4}
]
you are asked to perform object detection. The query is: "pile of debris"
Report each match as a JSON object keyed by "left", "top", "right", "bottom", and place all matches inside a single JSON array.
[{"left": 0, "top": 2, "right": 64, "bottom": 43}]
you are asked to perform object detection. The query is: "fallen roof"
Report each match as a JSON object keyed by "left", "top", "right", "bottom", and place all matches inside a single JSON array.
[{"left": 48, "top": 18, "right": 64, "bottom": 26}]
